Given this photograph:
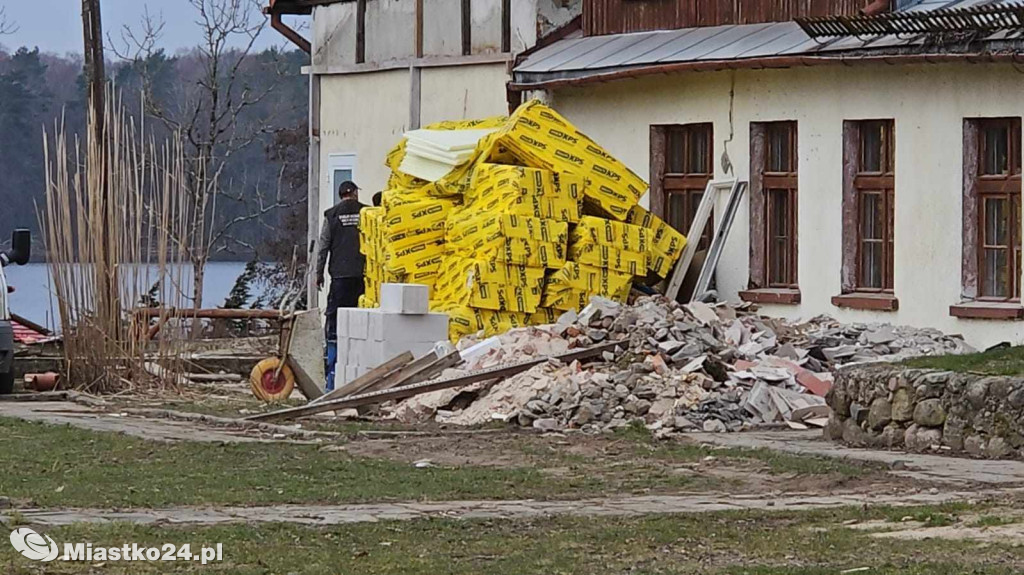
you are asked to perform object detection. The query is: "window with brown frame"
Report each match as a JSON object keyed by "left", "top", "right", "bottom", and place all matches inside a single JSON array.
[
  {"left": 854, "top": 120, "right": 896, "bottom": 292},
  {"left": 763, "top": 122, "right": 799, "bottom": 288},
  {"left": 663, "top": 124, "right": 713, "bottom": 250},
  {"left": 976, "top": 118, "right": 1022, "bottom": 300}
]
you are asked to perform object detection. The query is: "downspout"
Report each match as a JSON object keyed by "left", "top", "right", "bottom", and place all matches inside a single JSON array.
[
  {"left": 263, "top": 2, "right": 315, "bottom": 302},
  {"left": 269, "top": 10, "right": 311, "bottom": 54}
]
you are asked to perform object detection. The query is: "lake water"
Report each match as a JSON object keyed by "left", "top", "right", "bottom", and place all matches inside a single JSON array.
[{"left": 4, "top": 261, "right": 250, "bottom": 330}]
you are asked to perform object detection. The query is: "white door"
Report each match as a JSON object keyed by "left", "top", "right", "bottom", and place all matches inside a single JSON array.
[{"left": 327, "top": 153, "right": 358, "bottom": 203}]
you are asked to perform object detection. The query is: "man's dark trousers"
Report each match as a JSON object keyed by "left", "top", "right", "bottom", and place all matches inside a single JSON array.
[{"left": 325, "top": 277, "right": 364, "bottom": 341}]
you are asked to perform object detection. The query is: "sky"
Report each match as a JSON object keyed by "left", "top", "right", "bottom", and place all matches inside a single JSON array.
[{"left": 2, "top": 0, "right": 307, "bottom": 55}]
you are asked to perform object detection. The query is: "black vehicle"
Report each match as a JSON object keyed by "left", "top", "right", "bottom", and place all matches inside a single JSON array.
[{"left": 0, "top": 229, "right": 31, "bottom": 394}]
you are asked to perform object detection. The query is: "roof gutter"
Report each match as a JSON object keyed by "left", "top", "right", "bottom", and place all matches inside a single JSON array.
[
  {"left": 508, "top": 51, "right": 1024, "bottom": 92},
  {"left": 264, "top": 1, "right": 311, "bottom": 54}
]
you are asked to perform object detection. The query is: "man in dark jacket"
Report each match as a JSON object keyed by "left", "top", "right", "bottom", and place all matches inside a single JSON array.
[{"left": 317, "top": 180, "right": 366, "bottom": 341}]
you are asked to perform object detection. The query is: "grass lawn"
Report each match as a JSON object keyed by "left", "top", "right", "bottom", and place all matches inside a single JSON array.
[
  {"left": 1, "top": 504, "right": 1021, "bottom": 574},
  {"left": 0, "top": 417, "right": 877, "bottom": 509},
  {"left": 903, "top": 345, "right": 1024, "bottom": 376}
]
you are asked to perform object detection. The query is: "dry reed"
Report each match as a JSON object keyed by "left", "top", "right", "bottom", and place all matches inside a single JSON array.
[{"left": 42, "top": 89, "right": 195, "bottom": 393}]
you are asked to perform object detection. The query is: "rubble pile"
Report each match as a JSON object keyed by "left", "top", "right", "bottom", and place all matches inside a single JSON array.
[{"left": 388, "top": 295, "right": 975, "bottom": 434}]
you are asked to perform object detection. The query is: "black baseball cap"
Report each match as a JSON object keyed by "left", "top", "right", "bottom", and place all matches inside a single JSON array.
[{"left": 338, "top": 181, "right": 360, "bottom": 197}]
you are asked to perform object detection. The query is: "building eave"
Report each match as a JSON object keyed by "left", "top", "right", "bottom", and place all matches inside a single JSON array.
[
  {"left": 266, "top": 0, "right": 350, "bottom": 16},
  {"left": 510, "top": 49, "right": 1024, "bottom": 92}
]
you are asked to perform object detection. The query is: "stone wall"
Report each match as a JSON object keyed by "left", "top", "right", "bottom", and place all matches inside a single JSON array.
[{"left": 826, "top": 365, "right": 1024, "bottom": 459}]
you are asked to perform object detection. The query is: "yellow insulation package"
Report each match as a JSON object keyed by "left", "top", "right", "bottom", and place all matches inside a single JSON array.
[
  {"left": 485, "top": 101, "right": 647, "bottom": 220},
  {"left": 624, "top": 206, "right": 688, "bottom": 278},
  {"left": 359, "top": 207, "right": 386, "bottom": 306},
  {"left": 542, "top": 262, "right": 633, "bottom": 311},
  {"left": 568, "top": 243, "right": 647, "bottom": 276},
  {"left": 439, "top": 303, "right": 532, "bottom": 341},
  {"left": 432, "top": 255, "right": 545, "bottom": 314},
  {"left": 573, "top": 216, "right": 650, "bottom": 254},
  {"left": 470, "top": 163, "right": 582, "bottom": 222},
  {"left": 448, "top": 213, "right": 568, "bottom": 269}
]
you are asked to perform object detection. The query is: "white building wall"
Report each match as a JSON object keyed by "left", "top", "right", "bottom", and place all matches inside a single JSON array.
[
  {"left": 549, "top": 63, "right": 1024, "bottom": 349},
  {"left": 318, "top": 62, "right": 510, "bottom": 208},
  {"left": 366, "top": 0, "right": 416, "bottom": 63},
  {"left": 419, "top": 63, "right": 510, "bottom": 125},
  {"left": 311, "top": 3, "right": 356, "bottom": 68},
  {"left": 319, "top": 69, "right": 410, "bottom": 208}
]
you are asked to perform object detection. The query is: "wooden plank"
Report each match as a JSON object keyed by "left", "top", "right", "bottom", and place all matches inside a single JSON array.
[
  {"left": 649, "top": 126, "right": 667, "bottom": 220},
  {"left": 748, "top": 123, "right": 767, "bottom": 289},
  {"left": 841, "top": 120, "right": 860, "bottom": 294},
  {"left": 583, "top": 0, "right": 871, "bottom": 35},
  {"left": 245, "top": 341, "right": 622, "bottom": 423},
  {"left": 501, "top": 0, "right": 511, "bottom": 53},
  {"left": 134, "top": 308, "right": 283, "bottom": 319},
  {"left": 356, "top": 0, "right": 366, "bottom": 64},
  {"left": 962, "top": 118, "right": 980, "bottom": 300},
  {"left": 364, "top": 350, "right": 462, "bottom": 394},
  {"left": 415, "top": 0, "right": 424, "bottom": 58},
  {"left": 461, "top": 0, "right": 472, "bottom": 56},
  {"left": 312, "top": 351, "right": 414, "bottom": 404},
  {"left": 409, "top": 65, "right": 422, "bottom": 130},
  {"left": 307, "top": 73, "right": 321, "bottom": 307},
  {"left": 360, "top": 349, "right": 452, "bottom": 392}
]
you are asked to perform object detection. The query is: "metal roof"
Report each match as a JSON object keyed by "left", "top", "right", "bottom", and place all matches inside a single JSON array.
[{"left": 513, "top": 0, "right": 1024, "bottom": 87}]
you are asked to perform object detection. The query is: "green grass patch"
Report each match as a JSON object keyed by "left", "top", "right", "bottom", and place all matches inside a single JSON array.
[
  {"left": 1, "top": 505, "right": 1022, "bottom": 574},
  {"left": 903, "top": 345, "right": 1024, "bottom": 376},
  {"left": 971, "top": 515, "right": 1020, "bottom": 528},
  {"left": 0, "top": 417, "right": 618, "bottom": 508},
  {"left": 0, "top": 414, "right": 881, "bottom": 509}
]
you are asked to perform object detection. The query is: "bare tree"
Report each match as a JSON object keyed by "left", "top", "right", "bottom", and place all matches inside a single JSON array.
[
  {"left": 113, "top": 0, "right": 301, "bottom": 307},
  {"left": 0, "top": 7, "right": 17, "bottom": 36}
]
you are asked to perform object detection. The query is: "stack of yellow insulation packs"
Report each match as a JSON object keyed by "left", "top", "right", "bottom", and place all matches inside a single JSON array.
[
  {"left": 357, "top": 116, "right": 507, "bottom": 306},
  {"left": 358, "top": 100, "right": 691, "bottom": 341},
  {"left": 539, "top": 216, "right": 647, "bottom": 314},
  {"left": 378, "top": 192, "right": 454, "bottom": 290},
  {"left": 432, "top": 256, "right": 546, "bottom": 341},
  {"left": 436, "top": 163, "right": 576, "bottom": 340},
  {"left": 358, "top": 206, "right": 386, "bottom": 308}
]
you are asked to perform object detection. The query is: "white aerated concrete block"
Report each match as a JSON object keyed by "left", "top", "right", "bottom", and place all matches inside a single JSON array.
[
  {"left": 379, "top": 340, "right": 437, "bottom": 361},
  {"left": 348, "top": 308, "right": 370, "bottom": 340},
  {"left": 366, "top": 310, "right": 449, "bottom": 343},
  {"left": 336, "top": 308, "right": 350, "bottom": 339},
  {"left": 344, "top": 366, "right": 360, "bottom": 384},
  {"left": 380, "top": 283, "right": 430, "bottom": 314},
  {"left": 335, "top": 338, "right": 349, "bottom": 368}
]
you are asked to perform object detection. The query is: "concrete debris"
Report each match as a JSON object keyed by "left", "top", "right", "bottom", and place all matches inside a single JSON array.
[{"left": 386, "top": 295, "right": 974, "bottom": 434}]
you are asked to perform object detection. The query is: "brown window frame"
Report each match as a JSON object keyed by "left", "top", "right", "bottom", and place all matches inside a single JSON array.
[
  {"left": 841, "top": 120, "right": 896, "bottom": 296},
  {"left": 650, "top": 123, "right": 714, "bottom": 249},
  {"left": 762, "top": 122, "right": 799, "bottom": 289},
  {"left": 962, "top": 118, "right": 1022, "bottom": 304}
]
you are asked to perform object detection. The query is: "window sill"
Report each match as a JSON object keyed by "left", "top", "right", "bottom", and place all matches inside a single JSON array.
[
  {"left": 831, "top": 293, "right": 899, "bottom": 312},
  {"left": 949, "top": 301, "right": 1024, "bottom": 320},
  {"left": 738, "top": 288, "right": 801, "bottom": 305}
]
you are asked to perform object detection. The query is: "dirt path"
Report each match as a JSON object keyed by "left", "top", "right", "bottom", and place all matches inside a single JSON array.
[
  {"left": 6, "top": 488, "right": 1019, "bottom": 527},
  {"left": 690, "top": 430, "right": 1024, "bottom": 485}
]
